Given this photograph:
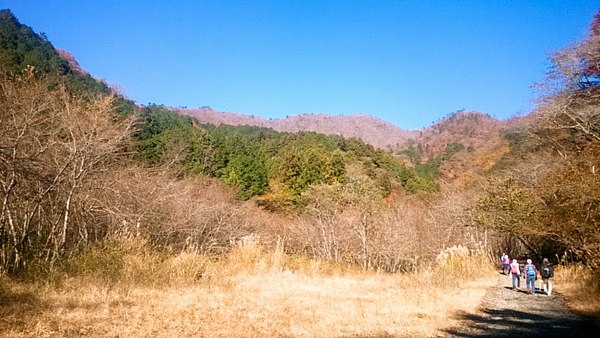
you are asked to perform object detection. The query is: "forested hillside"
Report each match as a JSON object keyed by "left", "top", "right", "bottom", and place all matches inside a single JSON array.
[
  {"left": 135, "top": 104, "right": 438, "bottom": 205},
  {"left": 0, "top": 9, "right": 441, "bottom": 276},
  {"left": 0, "top": 10, "right": 135, "bottom": 115},
  {"left": 395, "top": 111, "right": 517, "bottom": 187},
  {"left": 1, "top": 6, "right": 600, "bottom": 278}
]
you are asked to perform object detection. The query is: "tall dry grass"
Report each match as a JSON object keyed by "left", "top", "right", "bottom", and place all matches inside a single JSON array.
[
  {"left": 0, "top": 237, "right": 497, "bottom": 337},
  {"left": 553, "top": 264, "right": 600, "bottom": 322}
]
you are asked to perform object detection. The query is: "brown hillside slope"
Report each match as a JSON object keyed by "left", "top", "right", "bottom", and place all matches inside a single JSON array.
[
  {"left": 413, "top": 112, "right": 505, "bottom": 159},
  {"left": 400, "top": 111, "right": 519, "bottom": 186},
  {"left": 178, "top": 107, "right": 417, "bottom": 149},
  {"left": 180, "top": 107, "right": 521, "bottom": 187}
]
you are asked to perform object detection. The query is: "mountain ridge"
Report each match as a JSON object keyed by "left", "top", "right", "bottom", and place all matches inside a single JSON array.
[
  {"left": 178, "top": 107, "right": 420, "bottom": 149},
  {"left": 1, "top": 4, "right": 507, "bottom": 156}
]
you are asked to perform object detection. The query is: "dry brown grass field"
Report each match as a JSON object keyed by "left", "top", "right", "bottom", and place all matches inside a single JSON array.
[
  {"left": 0, "top": 239, "right": 496, "bottom": 337},
  {"left": 553, "top": 264, "right": 600, "bottom": 324}
]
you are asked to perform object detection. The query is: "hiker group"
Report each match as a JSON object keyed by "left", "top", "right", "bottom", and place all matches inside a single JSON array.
[{"left": 501, "top": 253, "right": 554, "bottom": 295}]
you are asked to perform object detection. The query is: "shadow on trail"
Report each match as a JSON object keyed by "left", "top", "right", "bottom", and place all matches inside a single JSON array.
[
  {"left": 502, "top": 286, "right": 543, "bottom": 295},
  {"left": 444, "top": 307, "right": 595, "bottom": 337},
  {"left": 503, "top": 286, "right": 526, "bottom": 293}
]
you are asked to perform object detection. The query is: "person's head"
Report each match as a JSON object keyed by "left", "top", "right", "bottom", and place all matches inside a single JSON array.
[
  {"left": 512, "top": 259, "right": 517, "bottom": 264},
  {"left": 527, "top": 259, "right": 532, "bottom": 264},
  {"left": 543, "top": 258, "right": 549, "bottom": 264}
]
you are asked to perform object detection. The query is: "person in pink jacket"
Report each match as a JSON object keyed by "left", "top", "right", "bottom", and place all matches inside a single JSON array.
[
  {"left": 501, "top": 253, "right": 510, "bottom": 274},
  {"left": 509, "top": 259, "right": 521, "bottom": 289}
]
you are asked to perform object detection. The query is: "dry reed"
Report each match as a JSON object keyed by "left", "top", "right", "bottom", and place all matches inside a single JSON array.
[
  {"left": 0, "top": 238, "right": 497, "bottom": 337},
  {"left": 553, "top": 264, "right": 600, "bottom": 322}
]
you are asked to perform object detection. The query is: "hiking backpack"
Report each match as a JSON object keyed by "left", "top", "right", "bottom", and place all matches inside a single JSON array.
[
  {"left": 526, "top": 264, "right": 536, "bottom": 276},
  {"left": 541, "top": 265, "right": 551, "bottom": 278}
]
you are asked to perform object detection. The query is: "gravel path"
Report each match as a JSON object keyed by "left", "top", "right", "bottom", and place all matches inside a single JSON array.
[{"left": 442, "top": 273, "right": 597, "bottom": 337}]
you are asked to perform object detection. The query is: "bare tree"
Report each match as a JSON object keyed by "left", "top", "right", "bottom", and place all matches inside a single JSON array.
[{"left": 0, "top": 69, "right": 134, "bottom": 274}]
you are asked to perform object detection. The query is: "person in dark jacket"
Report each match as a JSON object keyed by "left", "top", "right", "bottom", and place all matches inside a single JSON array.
[{"left": 540, "top": 258, "right": 554, "bottom": 296}]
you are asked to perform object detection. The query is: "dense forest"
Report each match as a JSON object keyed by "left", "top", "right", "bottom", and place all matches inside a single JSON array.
[
  {"left": 1, "top": 7, "right": 600, "bottom": 280},
  {"left": 134, "top": 104, "right": 439, "bottom": 204}
]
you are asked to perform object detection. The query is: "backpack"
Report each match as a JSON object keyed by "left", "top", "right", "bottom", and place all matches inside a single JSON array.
[
  {"left": 541, "top": 265, "right": 552, "bottom": 278},
  {"left": 526, "top": 264, "right": 536, "bottom": 276}
]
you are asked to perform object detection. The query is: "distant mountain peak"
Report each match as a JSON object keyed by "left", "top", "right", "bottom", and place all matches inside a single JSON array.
[{"left": 178, "top": 107, "right": 417, "bottom": 148}]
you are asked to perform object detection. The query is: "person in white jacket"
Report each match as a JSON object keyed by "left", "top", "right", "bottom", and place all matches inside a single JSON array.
[{"left": 509, "top": 259, "right": 521, "bottom": 289}]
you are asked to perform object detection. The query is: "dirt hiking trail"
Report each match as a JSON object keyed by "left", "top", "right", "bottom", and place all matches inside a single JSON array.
[{"left": 442, "top": 273, "right": 597, "bottom": 337}]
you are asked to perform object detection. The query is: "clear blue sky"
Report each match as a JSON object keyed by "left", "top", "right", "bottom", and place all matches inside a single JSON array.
[{"left": 3, "top": 1, "right": 599, "bottom": 129}]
